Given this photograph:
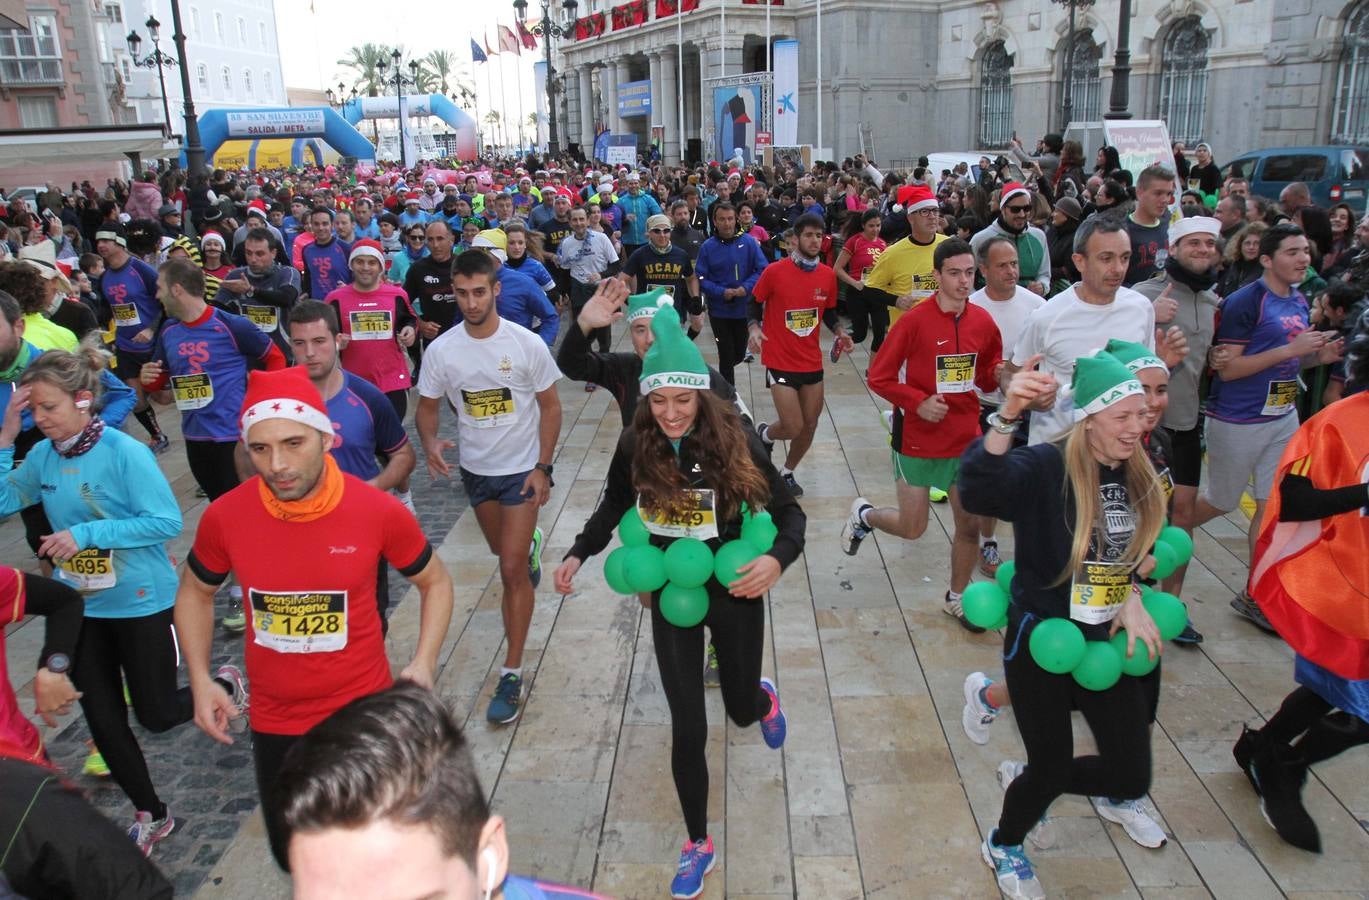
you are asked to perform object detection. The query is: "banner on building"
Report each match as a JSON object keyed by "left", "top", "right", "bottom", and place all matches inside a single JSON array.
[
  {"left": 655, "top": 0, "right": 700, "bottom": 15},
  {"left": 618, "top": 80, "right": 652, "bottom": 118},
  {"left": 611, "top": 0, "right": 648, "bottom": 30},
  {"left": 594, "top": 131, "right": 638, "bottom": 164},
  {"left": 574, "top": 13, "right": 607, "bottom": 40},
  {"left": 772, "top": 39, "right": 798, "bottom": 145},
  {"left": 533, "top": 61, "right": 549, "bottom": 148}
]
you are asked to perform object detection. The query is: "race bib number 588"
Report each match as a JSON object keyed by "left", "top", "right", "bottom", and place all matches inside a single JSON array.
[{"left": 250, "top": 590, "right": 347, "bottom": 653}]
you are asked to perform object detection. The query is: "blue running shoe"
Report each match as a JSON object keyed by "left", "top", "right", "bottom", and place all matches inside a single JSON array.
[
  {"left": 486, "top": 673, "right": 523, "bottom": 724},
  {"left": 759, "top": 677, "right": 786, "bottom": 749},
  {"left": 528, "top": 526, "right": 544, "bottom": 589},
  {"left": 981, "top": 830, "right": 1045, "bottom": 900},
  {"left": 669, "top": 836, "right": 715, "bottom": 899}
]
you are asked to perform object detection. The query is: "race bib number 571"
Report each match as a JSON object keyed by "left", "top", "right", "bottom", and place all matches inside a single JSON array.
[{"left": 250, "top": 590, "right": 347, "bottom": 653}]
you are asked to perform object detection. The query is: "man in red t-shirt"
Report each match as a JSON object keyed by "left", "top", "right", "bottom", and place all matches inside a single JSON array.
[
  {"left": 174, "top": 366, "right": 454, "bottom": 871},
  {"left": 747, "top": 213, "right": 852, "bottom": 498},
  {"left": 840, "top": 238, "right": 1004, "bottom": 631}
]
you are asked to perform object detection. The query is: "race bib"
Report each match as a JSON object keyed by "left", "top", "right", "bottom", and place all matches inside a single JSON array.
[
  {"left": 935, "top": 352, "right": 977, "bottom": 394},
  {"left": 638, "top": 489, "right": 718, "bottom": 540},
  {"left": 242, "top": 304, "right": 279, "bottom": 333},
  {"left": 349, "top": 309, "right": 393, "bottom": 341},
  {"left": 1156, "top": 467, "right": 1174, "bottom": 501},
  {"left": 112, "top": 303, "right": 141, "bottom": 326},
  {"left": 785, "top": 308, "right": 819, "bottom": 337},
  {"left": 461, "top": 387, "right": 515, "bottom": 429},
  {"left": 56, "top": 548, "right": 115, "bottom": 592},
  {"left": 171, "top": 373, "right": 213, "bottom": 411},
  {"left": 656, "top": 285, "right": 675, "bottom": 297},
  {"left": 1263, "top": 379, "right": 1298, "bottom": 416},
  {"left": 250, "top": 589, "right": 347, "bottom": 653},
  {"left": 1070, "top": 562, "right": 1133, "bottom": 625},
  {"left": 861, "top": 266, "right": 873, "bottom": 281}
]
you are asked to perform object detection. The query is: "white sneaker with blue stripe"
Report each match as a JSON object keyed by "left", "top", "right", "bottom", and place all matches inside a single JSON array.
[{"left": 981, "top": 829, "right": 1046, "bottom": 900}]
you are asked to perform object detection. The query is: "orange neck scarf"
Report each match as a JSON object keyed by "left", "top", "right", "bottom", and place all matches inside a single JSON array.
[{"left": 258, "top": 454, "right": 345, "bottom": 523}]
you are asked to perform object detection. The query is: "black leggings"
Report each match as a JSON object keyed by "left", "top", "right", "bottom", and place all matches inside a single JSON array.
[
  {"left": 847, "top": 287, "right": 890, "bottom": 352},
  {"left": 709, "top": 314, "right": 750, "bottom": 386},
  {"left": 185, "top": 439, "right": 241, "bottom": 501},
  {"left": 651, "top": 586, "right": 772, "bottom": 842},
  {"left": 251, "top": 730, "right": 302, "bottom": 871},
  {"left": 996, "top": 612, "right": 1152, "bottom": 846},
  {"left": 1260, "top": 685, "right": 1369, "bottom": 767},
  {"left": 72, "top": 607, "right": 194, "bottom": 817},
  {"left": 386, "top": 388, "right": 408, "bottom": 422}
]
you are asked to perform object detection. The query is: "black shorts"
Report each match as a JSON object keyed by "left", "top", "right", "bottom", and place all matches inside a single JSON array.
[
  {"left": 1163, "top": 423, "right": 1203, "bottom": 488},
  {"left": 765, "top": 367, "right": 823, "bottom": 389},
  {"left": 113, "top": 348, "right": 153, "bottom": 383}
]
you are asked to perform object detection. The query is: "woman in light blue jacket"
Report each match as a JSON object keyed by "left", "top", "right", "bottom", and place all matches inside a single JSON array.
[{"left": 0, "top": 342, "right": 244, "bottom": 858}]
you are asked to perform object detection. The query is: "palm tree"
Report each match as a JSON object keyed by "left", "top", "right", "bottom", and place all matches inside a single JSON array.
[
  {"left": 336, "top": 43, "right": 390, "bottom": 98},
  {"left": 424, "top": 50, "right": 456, "bottom": 95},
  {"left": 485, "top": 110, "right": 502, "bottom": 150},
  {"left": 526, "top": 112, "right": 541, "bottom": 128}
]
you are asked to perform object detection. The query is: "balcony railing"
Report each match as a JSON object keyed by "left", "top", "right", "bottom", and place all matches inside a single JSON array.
[{"left": 0, "top": 57, "right": 63, "bottom": 85}]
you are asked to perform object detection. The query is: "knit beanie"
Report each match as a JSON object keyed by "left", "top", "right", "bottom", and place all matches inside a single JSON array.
[
  {"left": 627, "top": 287, "right": 675, "bottom": 323},
  {"left": 639, "top": 304, "right": 709, "bottom": 394},
  {"left": 1103, "top": 339, "right": 1167, "bottom": 375},
  {"left": 1069, "top": 350, "right": 1145, "bottom": 421},
  {"left": 240, "top": 367, "right": 334, "bottom": 441}
]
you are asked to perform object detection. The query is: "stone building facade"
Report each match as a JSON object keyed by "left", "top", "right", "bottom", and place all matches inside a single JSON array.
[{"left": 554, "top": 0, "right": 1369, "bottom": 164}]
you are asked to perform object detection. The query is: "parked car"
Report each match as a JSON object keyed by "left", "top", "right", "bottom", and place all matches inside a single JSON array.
[{"left": 1221, "top": 146, "right": 1369, "bottom": 213}]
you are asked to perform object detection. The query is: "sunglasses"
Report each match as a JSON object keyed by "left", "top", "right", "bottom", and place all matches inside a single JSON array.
[
  {"left": 408, "top": 234, "right": 425, "bottom": 240},
  {"left": 1005, "top": 205, "right": 1032, "bottom": 214},
  {"left": 649, "top": 227, "right": 671, "bottom": 234}
]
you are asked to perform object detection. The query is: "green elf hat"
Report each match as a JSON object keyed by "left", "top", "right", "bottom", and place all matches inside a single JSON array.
[
  {"left": 640, "top": 304, "right": 710, "bottom": 395},
  {"left": 627, "top": 286, "right": 676, "bottom": 323},
  {"left": 1103, "top": 339, "right": 1167, "bottom": 375},
  {"left": 1069, "top": 350, "right": 1145, "bottom": 421}
]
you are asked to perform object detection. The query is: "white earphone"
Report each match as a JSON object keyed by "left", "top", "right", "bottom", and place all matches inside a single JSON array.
[
  {"left": 481, "top": 847, "right": 498, "bottom": 900},
  {"left": 75, "top": 398, "right": 90, "bottom": 409}
]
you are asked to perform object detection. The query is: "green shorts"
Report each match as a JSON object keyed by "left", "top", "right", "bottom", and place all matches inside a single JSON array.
[{"left": 892, "top": 450, "right": 959, "bottom": 491}]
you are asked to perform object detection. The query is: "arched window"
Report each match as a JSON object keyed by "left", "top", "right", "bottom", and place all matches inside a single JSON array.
[
  {"left": 196, "top": 62, "right": 208, "bottom": 91},
  {"left": 243, "top": 68, "right": 253, "bottom": 96},
  {"left": 221, "top": 65, "right": 231, "bottom": 95},
  {"left": 1158, "top": 17, "right": 1209, "bottom": 143},
  {"left": 1061, "top": 31, "right": 1101, "bottom": 125},
  {"left": 1333, "top": 3, "right": 1369, "bottom": 143},
  {"left": 979, "top": 41, "right": 1013, "bottom": 147}
]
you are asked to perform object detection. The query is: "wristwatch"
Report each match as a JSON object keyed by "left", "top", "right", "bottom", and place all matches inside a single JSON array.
[
  {"left": 534, "top": 463, "right": 554, "bottom": 478},
  {"left": 986, "top": 410, "right": 1022, "bottom": 434},
  {"left": 42, "top": 652, "right": 71, "bottom": 675}
]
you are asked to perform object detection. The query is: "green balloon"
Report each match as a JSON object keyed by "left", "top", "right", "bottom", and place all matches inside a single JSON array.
[
  {"left": 618, "top": 507, "right": 650, "bottom": 548},
  {"left": 740, "top": 510, "right": 778, "bottom": 552},
  {"left": 604, "top": 547, "right": 634, "bottom": 595},
  {"left": 664, "top": 538, "right": 714, "bottom": 589},
  {"left": 1029, "top": 618, "right": 1087, "bottom": 674},
  {"left": 1072, "top": 640, "right": 1123, "bottom": 691},
  {"left": 658, "top": 582, "right": 710, "bottom": 627},
  {"left": 1142, "top": 591, "right": 1188, "bottom": 642},
  {"left": 995, "top": 560, "right": 1017, "bottom": 594},
  {"left": 623, "top": 545, "right": 668, "bottom": 593},
  {"left": 713, "top": 539, "right": 760, "bottom": 588},
  {"left": 1109, "top": 630, "right": 1159, "bottom": 677},
  {"left": 962, "top": 582, "right": 1011, "bottom": 630},
  {"left": 990, "top": 613, "right": 1009, "bottom": 630},
  {"left": 1158, "top": 526, "right": 1195, "bottom": 567},
  {"left": 1150, "top": 541, "right": 1179, "bottom": 581}
]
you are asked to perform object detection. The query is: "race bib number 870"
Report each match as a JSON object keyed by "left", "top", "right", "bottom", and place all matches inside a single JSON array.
[{"left": 250, "top": 589, "right": 347, "bottom": 653}]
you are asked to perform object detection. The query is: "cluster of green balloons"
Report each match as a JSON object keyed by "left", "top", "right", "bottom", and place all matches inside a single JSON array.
[
  {"left": 1150, "top": 526, "right": 1195, "bottom": 579},
  {"left": 602, "top": 505, "right": 779, "bottom": 627},
  {"left": 1026, "top": 588, "right": 1187, "bottom": 690}
]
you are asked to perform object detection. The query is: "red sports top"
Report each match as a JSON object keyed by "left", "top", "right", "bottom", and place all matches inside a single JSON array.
[
  {"left": 868, "top": 293, "right": 1003, "bottom": 459},
  {"left": 188, "top": 475, "right": 431, "bottom": 735},
  {"left": 0, "top": 568, "right": 41, "bottom": 761},
  {"left": 752, "top": 258, "right": 838, "bottom": 373}
]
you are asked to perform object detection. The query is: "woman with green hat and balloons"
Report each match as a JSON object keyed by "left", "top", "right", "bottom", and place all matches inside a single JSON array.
[
  {"left": 552, "top": 299, "right": 805, "bottom": 900},
  {"left": 958, "top": 349, "right": 1187, "bottom": 900}
]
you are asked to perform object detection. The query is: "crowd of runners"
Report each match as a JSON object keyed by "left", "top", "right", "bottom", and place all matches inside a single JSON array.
[{"left": 0, "top": 136, "right": 1367, "bottom": 899}]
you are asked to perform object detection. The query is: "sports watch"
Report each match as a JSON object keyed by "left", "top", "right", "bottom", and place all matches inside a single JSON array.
[{"left": 42, "top": 652, "right": 71, "bottom": 675}]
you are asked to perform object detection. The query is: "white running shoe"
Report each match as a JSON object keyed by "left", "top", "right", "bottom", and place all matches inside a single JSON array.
[
  {"left": 1091, "top": 796, "right": 1168, "bottom": 848},
  {"left": 997, "top": 760, "right": 1058, "bottom": 850},
  {"left": 840, "top": 498, "right": 874, "bottom": 556},
  {"left": 981, "top": 830, "right": 1046, "bottom": 900},
  {"left": 962, "top": 671, "right": 998, "bottom": 745}
]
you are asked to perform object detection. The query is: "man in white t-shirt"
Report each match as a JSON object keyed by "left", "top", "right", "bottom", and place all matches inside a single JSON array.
[
  {"left": 556, "top": 206, "right": 620, "bottom": 357},
  {"left": 969, "top": 235, "right": 1044, "bottom": 575},
  {"left": 415, "top": 250, "right": 562, "bottom": 727},
  {"left": 1005, "top": 215, "right": 1189, "bottom": 445}
]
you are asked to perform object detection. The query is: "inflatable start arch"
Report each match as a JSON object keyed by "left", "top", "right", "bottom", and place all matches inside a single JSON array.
[
  {"left": 342, "top": 95, "right": 478, "bottom": 161},
  {"left": 198, "top": 108, "right": 376, "bottom": 165}
]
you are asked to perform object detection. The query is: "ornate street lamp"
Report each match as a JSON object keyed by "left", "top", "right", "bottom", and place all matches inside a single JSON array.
[
  {"left": 126, "top": 2, "right": 205, "bottom": 173},
  {"left": 378, "top": 50, "right": 421, "bottom": 167},
  {"left": 513, "top": 0, "right": 578, "bottom": 156},
  {"left": 126, "top": 15, "right": 175, "bottom": 138},
  {"left": 1050, "top": 0, "right": 1097, "bottom": 131}
]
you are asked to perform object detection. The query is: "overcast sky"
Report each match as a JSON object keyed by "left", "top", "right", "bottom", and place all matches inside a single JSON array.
[{"left": 276, "top": 0, "right": 541, "bottom": 122}]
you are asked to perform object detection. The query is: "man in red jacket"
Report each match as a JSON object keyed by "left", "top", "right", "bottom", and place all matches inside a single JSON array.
[{"left": 839, "top": 237, "right": 1003, "bottom": 631}]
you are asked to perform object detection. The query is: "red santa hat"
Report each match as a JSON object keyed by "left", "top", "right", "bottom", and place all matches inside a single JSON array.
[
  {"left": 239, "top": 367, "right": 333, "bottom": 442},
  {"left": 999, "top": 182, "right": 1031, "bottom": 209},
  {"left": 896, "top": 183, "right": 938, "bottom": 213},
  {"left": 348, "top": 238, "right": 385, "bottom": 265}
]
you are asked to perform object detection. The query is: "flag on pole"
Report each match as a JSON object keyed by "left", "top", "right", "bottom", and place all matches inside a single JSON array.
[
  {"left": 485, "top": 33, "right": 497, "bottom": 56},
  {"left": 517, "top": 20, "right": 538, "bottom": 50},
  {"left": 498, "top": 25, "right": 521, "bottom": 54},
  {"left": 471, "top": 38, "right": 488, "bottom": 63}
]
